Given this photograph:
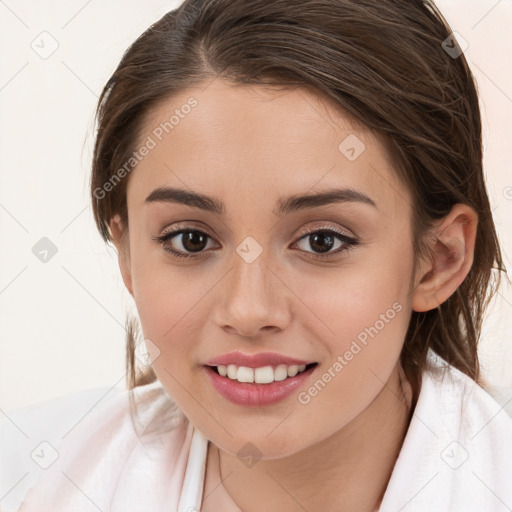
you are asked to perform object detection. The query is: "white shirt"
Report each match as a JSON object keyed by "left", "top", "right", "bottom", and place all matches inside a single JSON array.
[{"left": 1, "top": 348, "right": 512, "bottom": 512}]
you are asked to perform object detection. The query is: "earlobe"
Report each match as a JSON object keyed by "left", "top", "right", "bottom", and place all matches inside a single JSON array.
[
  {"left": 412, "top": 204, "right": 478, "bottom": 312},
  {"left": 109, "top": 214, "right": 134, "bottom": 298}
]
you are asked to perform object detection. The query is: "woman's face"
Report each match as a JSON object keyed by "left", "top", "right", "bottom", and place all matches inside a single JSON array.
[{"left": 118, "top": 78, "right": 419, "bottom": 458}]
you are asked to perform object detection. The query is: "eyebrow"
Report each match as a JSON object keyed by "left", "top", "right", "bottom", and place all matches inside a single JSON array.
[{"left": 144, "top": 186, "right": 377, "bottom": 215}]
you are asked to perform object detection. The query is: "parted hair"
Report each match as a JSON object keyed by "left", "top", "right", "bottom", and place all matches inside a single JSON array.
[{"left": 90, "top": 0, "right": 506, "bottom": 408}]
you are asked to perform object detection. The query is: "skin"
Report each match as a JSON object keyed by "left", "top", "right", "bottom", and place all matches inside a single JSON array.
[{"left": 110, "top": 78, "right": 477, "bottom": 511}]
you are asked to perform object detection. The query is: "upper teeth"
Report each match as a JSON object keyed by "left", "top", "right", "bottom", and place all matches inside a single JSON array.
[{"left": 216, "top": 364, "right": 308, "bottom": 384}]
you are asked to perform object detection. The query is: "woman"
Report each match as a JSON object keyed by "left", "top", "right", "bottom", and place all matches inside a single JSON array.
[{"left": 2, "top": 0, "right": 512, "bottom": 511}]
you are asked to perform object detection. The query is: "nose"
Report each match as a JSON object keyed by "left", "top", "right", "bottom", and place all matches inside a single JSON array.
[{"left": 213, "top": 250, "right": 291, "bottom": 339}]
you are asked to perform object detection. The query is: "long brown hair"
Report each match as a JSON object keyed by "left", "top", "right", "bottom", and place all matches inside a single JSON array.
[{"left": 90, "top": 0, "right": 506, "bottom": 406}]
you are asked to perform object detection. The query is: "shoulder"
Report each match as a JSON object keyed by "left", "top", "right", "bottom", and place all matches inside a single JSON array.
[
  {"left": 380, "top": 349, "right": 512, "bottom": 512},
  {"left": 0, "top": 380, "right": 191, "bottom": 512},
  {"left": 424, "top": 349, "right": 512, "bottom": 428},
  {"left": 421, "top": 349, "right": 512, "bottom": 470},
  {"left": 479, "top": 382, "right": 512, "bottom": 419},
  {"left": 0, "top": 385, "right": 123, "bottom": 511}
]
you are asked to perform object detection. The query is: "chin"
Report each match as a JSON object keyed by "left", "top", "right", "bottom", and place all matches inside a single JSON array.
[{"left": 211, "top": 429, "right": 314, "bottom": 462}]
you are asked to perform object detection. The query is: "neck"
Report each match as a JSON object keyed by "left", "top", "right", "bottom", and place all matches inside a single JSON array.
[{"left": 213, "top": 362, "right": 414, "bottom": 512}]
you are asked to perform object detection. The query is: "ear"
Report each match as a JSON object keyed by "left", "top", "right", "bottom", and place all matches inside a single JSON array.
[
  {"left": 110, "top": 214, "right": 134, "bottom": 298},
  {"left": 412, "top": 203, "right": 478, "bottom": 312}
]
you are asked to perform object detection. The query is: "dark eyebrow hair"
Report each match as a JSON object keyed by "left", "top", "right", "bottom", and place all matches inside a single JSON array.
[{"left": 144, "top": 186, "right": 377, "bottom": 215}]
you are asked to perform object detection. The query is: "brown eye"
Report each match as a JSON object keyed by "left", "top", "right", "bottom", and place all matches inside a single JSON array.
[
  {"left": 153, "top": 227, "right": 216, "bottom": 259},
  {"left": 293, "top": 227, "right": 359, "bottom": 260},
  {"left": 152, "top": 224, "right": 359, "bottom": 262},
  {"left": 305, "top": 231, "right": 336, "bottom": 253},
  {"left": 177, "top": 230, "right": 209, "bottom": 253}
]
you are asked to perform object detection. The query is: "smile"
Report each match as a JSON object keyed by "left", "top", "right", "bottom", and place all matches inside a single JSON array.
[{"left": 203, "top": 363, "right": 318, "bottom": 406}]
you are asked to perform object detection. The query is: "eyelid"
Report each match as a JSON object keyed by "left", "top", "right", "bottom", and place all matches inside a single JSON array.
[
  {"left": 297, "top": 222, "right": 356, "bottom": 240},
  {"left": 159, "top": 220, "right": 213, "bottom": 236},
  {"left": 158, "top": 221, "right": 356, "bottom": 241},
  {"left": 153, "top": 221, "right": 360, "bottom": 260}
]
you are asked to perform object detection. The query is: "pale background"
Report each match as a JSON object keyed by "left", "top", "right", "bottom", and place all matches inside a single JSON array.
[{"left": 0, "top": 0, "right": 511, "bottom": 413}]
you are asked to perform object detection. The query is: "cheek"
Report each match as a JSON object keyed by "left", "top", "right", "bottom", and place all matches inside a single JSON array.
[
  {"left": 132, "top": 270, "right": 212, "bottom": 418},
  {"left": 130, "top": 256, "right": 216, "bottom": 367},
  {"left": 297, "top": 238, "right": 413, "bottom": 340},
  {"left": 292, "top": 241, "right": 413, "bottom": 398}
]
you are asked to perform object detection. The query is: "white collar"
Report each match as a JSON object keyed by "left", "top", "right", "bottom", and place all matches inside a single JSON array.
[
  {"left": 178, "top": 349, "right": 512, "bottom": 511},
  {"left": 178, "top": 421, "right": 208, "bottom": 512}
]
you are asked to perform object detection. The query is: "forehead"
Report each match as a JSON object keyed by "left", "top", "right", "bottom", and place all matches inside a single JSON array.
[{"left": 127, "top": 79, "right": 410, "bottom": 219}]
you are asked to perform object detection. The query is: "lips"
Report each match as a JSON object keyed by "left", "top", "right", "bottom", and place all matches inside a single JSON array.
[
  {"left": 202, "top": 362, "right": 318, "bottom": 406},
  {"left": 204, "top": 351, "right": 314, "bottom": 368}
]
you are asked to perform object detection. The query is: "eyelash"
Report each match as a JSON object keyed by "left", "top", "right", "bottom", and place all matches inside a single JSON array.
[{"left": 152, "top": 224, "right": 359, "bottom": 261}]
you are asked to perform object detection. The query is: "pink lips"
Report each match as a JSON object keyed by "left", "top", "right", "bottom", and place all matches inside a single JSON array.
[
  {"left": 204, "top": 351, "right": 313, "bottom": 368},
  {"left": 202, "top": 351, "right": 318, "bottom": 407},
  {"left": 203, "top": 364, "right": 316, "bottom": 407}
]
